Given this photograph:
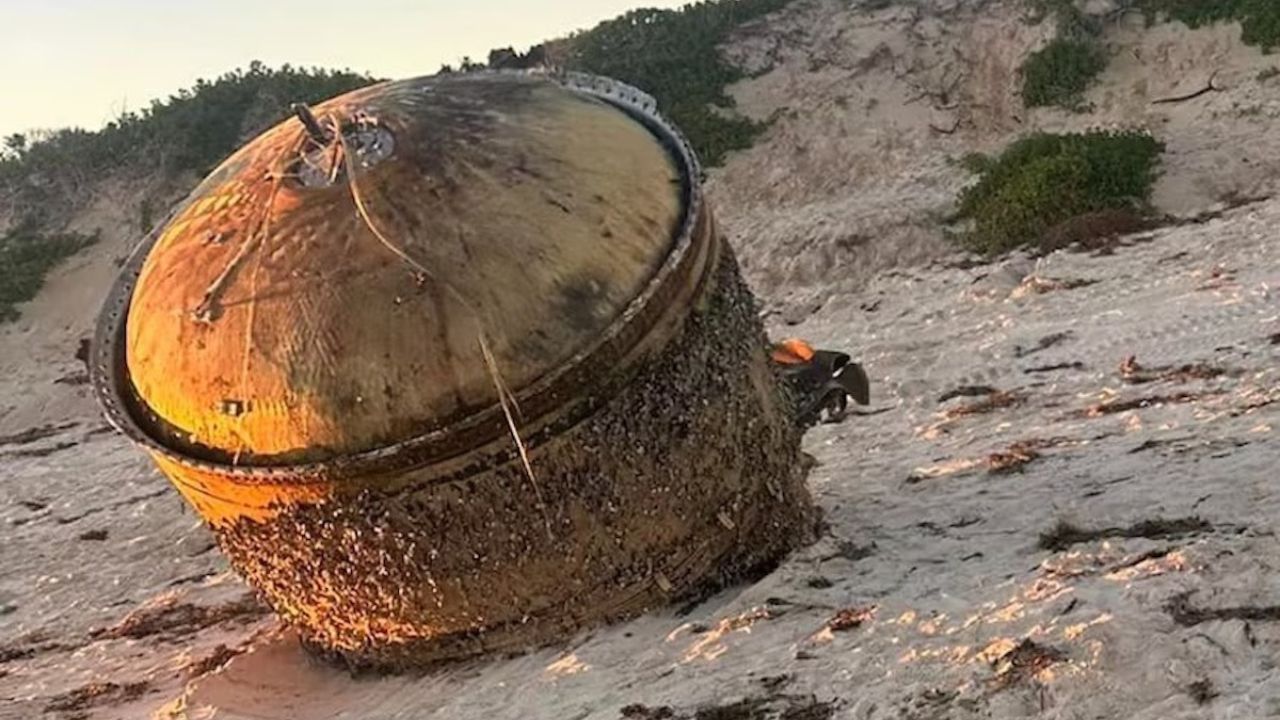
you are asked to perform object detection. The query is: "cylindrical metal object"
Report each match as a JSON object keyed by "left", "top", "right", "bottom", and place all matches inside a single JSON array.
[{"left": 93, "top": 71, "right": 815, "bottom": 669}]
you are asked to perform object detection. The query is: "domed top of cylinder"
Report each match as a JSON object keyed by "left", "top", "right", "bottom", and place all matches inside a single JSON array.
[{"left": 119, "top": 72, "right": 690, "bottom": 465}]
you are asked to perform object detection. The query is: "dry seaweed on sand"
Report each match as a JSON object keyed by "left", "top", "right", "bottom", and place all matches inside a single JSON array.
[
  {"left": 1186, "top": 679, "right": 1219, "bottom": 705},
  {"left": 1024, "top": 361, "right": 1086, "bottom": 374},
  {"left": 1165, "top": 592, "right": 1280, "bottom": 627},
  {"left": 826, "top": 605, "right": 876, "bottom": 632},
  {"left": 183, "top": 644, "right": 247, "bottom": 679},
  {"left": 0, "top": 422, "right": 77, "bottom": 447},
  {"left": 988, "top": 436, "right": 1076, "bottom": 473},
  {"left": 1014, "top": 331, "right": 1073, "bottom": 358},
  {"left": 937, "top": 385, "right": 998, "bottom": 403},
  {"left": 1, "top": 440, "right": 79, "bottom": 459},
  {"left": 1080, "top": 391, "right": 1217, "bottom": 417},
  {"left": 1118, "top": 355, "right": 1226, "bottom": 384},
  {"left": 1038, "top": 517, "right": 1211, "bottom": 552},
  {"left": 621, "top": 695, "right": 837, "bottom": 720},
  {"left": 92, "top": 594, "right": 268, "bottom": 641},
  {"left": 986, "top": 442, "right": 1042, "bottom": 474},
  {"left": 1009, "top": 275, "right": 1098, "bottom": 298},
  {"left": 987, "top": 639, "right": 1067, "bottom": 691},
  {"left": 941, "top": 390, "right": 1024, "bottom": 419},
  {"left": 44, "top": 680, "right": 151, "bottom": 715}
]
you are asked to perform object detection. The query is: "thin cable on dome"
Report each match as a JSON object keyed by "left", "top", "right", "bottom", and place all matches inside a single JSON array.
[
  {"left": 336, "top": 116, "right": 550, "bottom": 537},
  {"left": 480, "top": 332, "right": 552, "bottom": 539}
]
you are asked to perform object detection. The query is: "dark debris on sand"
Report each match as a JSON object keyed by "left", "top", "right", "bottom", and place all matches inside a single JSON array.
[
  {"left": 621, "top": 694, "right": 837, "bottom": 720},
  {"left": 937, "top": 385, "right": 998, "bottom": 403},
  {"left": 986, "top": 444, "right": 1041, "bottom": 474},
  {"left": 1187, "top": 678, "right": 1219, "bottom": 705},
  {"left": 93, "top": 594, "right": 268, "bottom": 641},
  {"left": 826, "top": 605, "right": 876, "bottom": 632},
  {"left": 985, "top": 437, "right": 1076, "bottom": 475},
  {"left": 1, "top": 441, "right": 79, "bottom": 460},
  {"left": 1118, "top": 355, "right": 1227, "bottom": 385},
  {"left": 0, "top": 422, "right": 77, "bottom": 447},
  {"left": 44, "top": 680, "right": 151, "bottom": 717},
  {"left": 1165, "top": 592, "right": 1280, "bottom": 627},
  {"left": 1014, "top": 332, "right": 1073, "bottom": 358},
  {"left": 1039, "top": 517, "right": 1212, "bottom": 552},
  {"left": 941, "top": 390, "right": 1024, "bottom": 419},
  {"left": 1080, "top": 391, "right": 1217, "bottom": 418},
  {"left": 987, "top": 639, "right": 1067, "bottom": 691},
  {"left": 0, "top": 632, "right": 74, "bottom": 666},
  {"left": 1024, "top": 361, "right": 1086, "bottom": 374},
  {"left": 184, "top": 643, "right": 247, "bottom": 679}
]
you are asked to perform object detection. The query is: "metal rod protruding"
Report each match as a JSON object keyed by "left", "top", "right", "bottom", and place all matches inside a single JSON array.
[{"left": 291, "top": 103, "right": 332, "bottom": 145}]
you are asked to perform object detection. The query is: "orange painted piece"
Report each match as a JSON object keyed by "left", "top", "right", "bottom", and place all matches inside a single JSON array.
[
  {"left": 770, "top": 337, "right": 816, "bottom": 366},
  {"left": 149, "top": 453, "right": 336, "bottom": 525}
]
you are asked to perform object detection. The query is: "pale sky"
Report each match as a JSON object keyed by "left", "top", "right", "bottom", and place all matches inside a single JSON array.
[{"left": 0, "top": 0, "right": 686, "bottom": 138}]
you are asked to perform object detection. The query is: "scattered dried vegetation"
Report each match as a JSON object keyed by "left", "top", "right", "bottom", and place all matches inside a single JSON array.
[
  {"left": 987, "top": 639, "right": 1067, "bottom": 691},
  {"left": 183, "top": 643, "right": 247, "bottom": 679},
  {"left": 941, "top": 390, "right": 1025, "bottom": 419},
  {"left": 92, "top": 594, "right": 268, "bottom": 641},
  {"left": 826, "top": 605, "right": 876, "bottom": 632},
  {"left": 1118, "top": 355, "right": 1226, "bottom": 384},
  {"left": 1039, "top": 517, "right": 1211, "bottom": 552},
  {"left": 621, "top": 693, "right": 837, "bottom": 720},
  {"left": 44, "top": 680, "right": 151, "bottom": 716},
  {"left": 1165, "top": 592, "right": 1280, "bottom": 626},
  {"left": 1080, "top": 391, "right": 1214, "bottom": 417}
]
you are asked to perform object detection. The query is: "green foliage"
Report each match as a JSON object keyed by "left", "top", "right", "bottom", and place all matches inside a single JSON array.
[
  {"left": 954, "top": 130, "right": 1164, "bottom": 254},
  {"left": 957, "top": 152, "right": 996, "bottom": 175},
  {"left": 1021, "top": 0, "right": 1280, "bottom": 109},
  {"left": 0, "top": 220, "right": 97, "bottom": 322},
  {"left": 1025, "top": 0, "right": 1099, "bottom": 38},
  {"left": 1020, "top": 0, "right": 1107, "bottom": 110},
  {"left": 0, "top": 62, "right": 375, "bottom": 221},
  {"left": 1139, "top": 0, "right": 1280, "bottom": 51},
  {"left": 561, "top": 0, "right": 794, "bottom": 166},
  {"left": 1022, "top": 38, "right": 1108, "bottom": 108}
]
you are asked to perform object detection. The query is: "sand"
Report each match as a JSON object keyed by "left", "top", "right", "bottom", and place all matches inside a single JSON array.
[
  {"left": 714, "top": 0, "right": 1280, "bottom": 319},
  {"left": 4, "top": 198, "right": 1277, "bottom": 719},
  {"left": 3, "top": 1, "right": 1280, "bottom": 718}
]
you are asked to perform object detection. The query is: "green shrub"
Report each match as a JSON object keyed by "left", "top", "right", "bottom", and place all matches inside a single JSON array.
[
  {"left": 1022, "top": 38, "right": 1108, "bottom": 108},
  {"left": 0, "top": 220, "right": 97, "bottom": 322},
  {"left": 561, "top": 0, "right": 794, "bottom": 166},
  {"left": 1025, "top": 0, "right": 1100, "bottom": 38},
  {"left": 1140, "top": 0, "right": 1280, "bottom": 52},
  {"left": 954, "top": 130, "right": 1164, "bottom": 254}
]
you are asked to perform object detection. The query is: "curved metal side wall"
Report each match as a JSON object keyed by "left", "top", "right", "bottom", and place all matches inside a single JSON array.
[{"left": 196, "top": 247, "right": 816, "bottom": 669}]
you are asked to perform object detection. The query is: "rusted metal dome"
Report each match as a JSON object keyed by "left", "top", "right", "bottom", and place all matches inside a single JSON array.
[
  {"left": 122, "top": 72, "right": 685, "bottom": 465},
  {"left": 93, "top": 70, "right": 815, "bottom": 669}
]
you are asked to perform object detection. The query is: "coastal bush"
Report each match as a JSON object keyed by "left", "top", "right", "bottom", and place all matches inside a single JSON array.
[
  {"left": 1021, "top": 38, "right": 1108, "bottom": 108},
  {"left": 1020, "top": 0, "right": 1106, "bottom": 110},
  {"left": 0, "top": 220, "right": 97, "bottom": 322},
  {"left": 954, "top": 130, "right": 1164, "bottom": 254},
  {"left": 558, "top": 0, "right": 795, "bottom": 166},
  {"left": 1139, "top": 0, "right": 1280, "bottom": 52}
]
